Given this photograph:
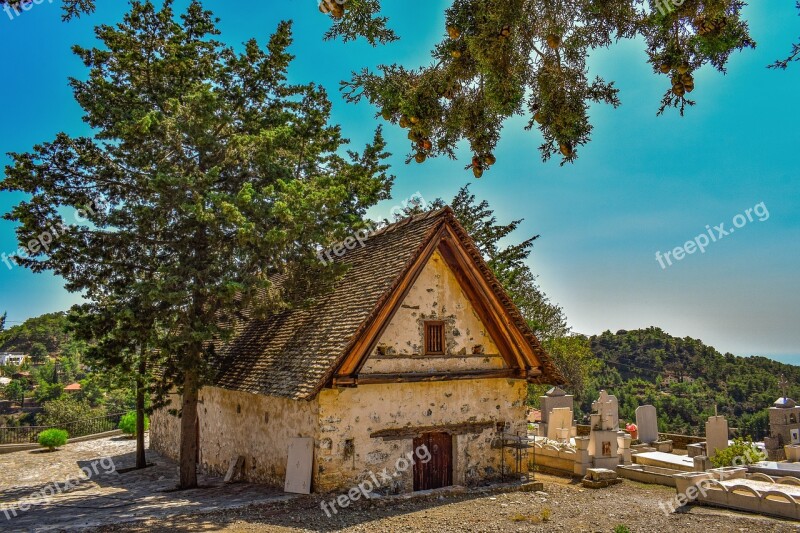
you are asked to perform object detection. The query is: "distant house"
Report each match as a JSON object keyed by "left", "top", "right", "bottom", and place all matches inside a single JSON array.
[
  {"left": 151, "top": 208, "right": 564, "bottom": 493},
  {"left": 64, "top": 383, "right": 82, "bottom": 393},
  {"left": 0, "top": 352, "right": 27, "bottom": 366}
]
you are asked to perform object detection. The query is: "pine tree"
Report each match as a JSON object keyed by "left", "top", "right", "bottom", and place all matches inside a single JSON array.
[
  {"left": 335, "top": 0, "right": 758, "bottom": 170},
  {"left": 2, "top": 1, "right": 392, "bottom": 488}
]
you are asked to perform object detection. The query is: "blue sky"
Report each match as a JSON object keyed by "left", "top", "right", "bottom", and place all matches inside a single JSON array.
[{"left": 0, "top": 1, "right": 798, "bottom": 362}]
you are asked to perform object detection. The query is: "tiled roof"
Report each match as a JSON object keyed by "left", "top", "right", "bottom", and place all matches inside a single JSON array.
[
  {"left": 214, "top": 209, "right": 447, "bottom": 400},
  {"left": 213, "top": 207, "right": 563, "bottom": 400}
]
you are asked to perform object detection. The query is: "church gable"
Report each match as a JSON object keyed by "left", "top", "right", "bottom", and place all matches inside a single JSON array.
[{"left": 359, "top": 249, "right": 505, "bottom": 375}]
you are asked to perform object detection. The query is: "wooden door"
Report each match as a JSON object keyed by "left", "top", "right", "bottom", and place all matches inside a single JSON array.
[{"left": 413, "top": 432, "right": 453, "bottom": 491}]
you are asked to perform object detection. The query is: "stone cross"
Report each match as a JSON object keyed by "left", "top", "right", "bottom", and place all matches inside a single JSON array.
[
  {"left": 779, "top": 374, "right": 790, "bottom": 400},
  {"left": 593, "top": 390, "right": 615, "bottom": 430}
]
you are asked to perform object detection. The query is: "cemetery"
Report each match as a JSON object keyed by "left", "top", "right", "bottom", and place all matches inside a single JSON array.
[{"left": 528, "top": 375, "right": 800, "bottom": 521}]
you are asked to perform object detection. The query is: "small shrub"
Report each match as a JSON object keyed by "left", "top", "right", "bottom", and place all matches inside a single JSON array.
[
  {"left": 509, "top": 507, "right": 551, "bottom": 524},
  {"left": 613, "top": 525, "right": 631, "bottom": 533},
  {"left": 118, "top": 411, "right": 149, "bottom": 437},
  {"left": 38, "top": 428, "right": 68, "bottom": 451},
  {"left": 710, "top": 437, "right": 765, "bottom": 468}
]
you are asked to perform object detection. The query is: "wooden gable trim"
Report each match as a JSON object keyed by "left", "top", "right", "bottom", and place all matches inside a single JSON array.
[
  {"left": 330, "top": 217, "right": 546, "bottom": 386},
  {"left": 331, "top": 224, "right": 448, "bottom": 379},
  {"left": 435, "top": 227, "right": 543, "bottom": 373}
]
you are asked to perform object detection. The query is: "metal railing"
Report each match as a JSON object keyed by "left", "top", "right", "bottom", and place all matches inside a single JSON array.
[{"left": 0, "top": 413, "right": 124, "bottom": 445}]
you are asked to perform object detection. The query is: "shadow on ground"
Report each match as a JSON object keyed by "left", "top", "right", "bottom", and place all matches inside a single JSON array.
[{"left": 0, "top": 446, "right": 289, "bottom": 532}]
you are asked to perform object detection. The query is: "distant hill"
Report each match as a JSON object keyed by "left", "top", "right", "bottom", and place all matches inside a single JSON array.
[
  {"left": 582, "top": 327, "right": 800, "bottom": 439},
  {"left": 0, "top": 312, "right": 74, "bottom": 359}
]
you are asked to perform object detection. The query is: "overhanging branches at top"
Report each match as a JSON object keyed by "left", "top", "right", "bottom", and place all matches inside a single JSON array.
[{"left": 324, "top": 0, "right": 769, "bottom": 172}]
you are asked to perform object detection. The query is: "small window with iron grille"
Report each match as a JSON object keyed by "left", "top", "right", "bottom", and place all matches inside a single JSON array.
[{"left": 424, "top": 321, "right": 445, "bottom": 355}]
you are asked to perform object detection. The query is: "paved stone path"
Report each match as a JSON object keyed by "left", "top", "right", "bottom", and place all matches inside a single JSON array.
[{"left": 0, "top": 434, "right": 295, "bottom": 532}]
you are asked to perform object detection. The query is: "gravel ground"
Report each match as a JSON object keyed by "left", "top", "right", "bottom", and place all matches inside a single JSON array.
[{"left": 94, "top": 474, "right": 800, "bottom": 533}]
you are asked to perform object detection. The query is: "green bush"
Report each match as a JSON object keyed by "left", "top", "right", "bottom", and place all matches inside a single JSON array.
[
  {"left": 38, "top": 397, "right": 106, "bottom": 428},
  {"left": 118, "top": 411, "right": 149, "bottom": 436},
  {"left": 38, "top": 429, "right": 68, "bottom": 451},
  {"left": 613, "top": 526, "right": 631, "bottom": 533},
  {"left": 710, "top": 437, "right": 765, "bottom": 468}
]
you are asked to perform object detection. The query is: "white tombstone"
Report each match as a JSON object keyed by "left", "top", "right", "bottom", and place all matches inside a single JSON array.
[
  {"left": 636, "top": 405, "right": 659, "bottom": 444},
  {"left": 607, "top": 394, "right": 620, "bottom": 430},
  {"left": 588, "top": 391, "right": 621, "bottom": 469},
  {"left": 538, "top": 386, "right": 574, "bottom": 437},
  {"left": 705, "top": 416, "right": 729, "bottom": 458},
  {"left": 591, "top": 390, "right": 618, "bottom": 431},
  {"left": 547, "top": 407, "right": 574, "bottom": 442}
]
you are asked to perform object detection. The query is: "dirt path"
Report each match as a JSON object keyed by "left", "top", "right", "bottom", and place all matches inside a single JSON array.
[{"left": 95, "top": 474, "right": 800, "bottom": 533}]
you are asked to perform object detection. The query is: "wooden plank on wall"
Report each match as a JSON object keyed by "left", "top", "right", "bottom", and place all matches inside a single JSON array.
[{"left": 370, "top": 421, "right": 497, "bottom": 441}]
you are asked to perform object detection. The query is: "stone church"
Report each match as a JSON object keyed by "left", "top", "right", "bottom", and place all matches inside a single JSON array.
[{"left": 151, "top": 207, "right": 563, "bottom": 493}]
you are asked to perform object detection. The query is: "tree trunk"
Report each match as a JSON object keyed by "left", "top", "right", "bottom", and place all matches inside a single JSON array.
[
  {"left": 135, "top": 348, "right": 147, "bottom": 469},
  {"left": 178, "top": 363, "right": 200, "bottom": 489}
]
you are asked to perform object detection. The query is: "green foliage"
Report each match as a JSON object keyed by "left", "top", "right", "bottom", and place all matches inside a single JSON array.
[
  {"left": 710, "top": 437, "right": 765, "bottom": 468},
  {"left": 38, "top": 397, "right": 105, "bottom": 427},
  {"left": 338, "top": 0, "right": 755, "bottom": 170},
  {"left": 2, "top": 0, "right": 394, "bottom": 487},
  {"left": 76, "top": 376, "right": 105, "bottom": 407},
  {"left": 0, "top": 312, "right": 72, "bottom": 355},
  {"left": 103, "top": 388, "right": 137, "bottom": 414},
  {"left": 118, "top": 411, "right": 150, "bottom": 436},
  {"left": 542, "top": 335, "right": 600, "bottom": 403},
  {"left": 33, "top": 382, "right": 64, "bottom": 404},
  {"left": 38, "top": 428, "right": 68, "bottom": 451},
  {"left": 587, "top": 328, "right": 800, "bottom": 438},
  {"left": 613, "top": 526, "right": 631, "bottom": 533},
  {"left": 29, "top": 343, "right": 49, "bottom": 364},
  {"left": 2, "top": 380, "right": 25, "bottom": 402}
]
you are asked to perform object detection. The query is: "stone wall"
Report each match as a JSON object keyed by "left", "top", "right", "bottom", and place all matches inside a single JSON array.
[
  {"left": 149, "top": 393, "right": 182, "bottom": 461},
  {"left": 658, "top": 432, "right": 705, "bottom": 450},
  {"left": 197, "top": 386, "right": 318, "bottom": 485},
  {"left": 150, "top": 387, "right": 319, "bottom": 487},
  {"left": 314, "top": 379, "right": 528, "bottom": 493}
]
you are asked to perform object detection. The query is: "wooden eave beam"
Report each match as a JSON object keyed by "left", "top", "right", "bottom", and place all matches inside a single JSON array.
[{"left": 332, "top": 368, "right": 522, "bottom": 387}]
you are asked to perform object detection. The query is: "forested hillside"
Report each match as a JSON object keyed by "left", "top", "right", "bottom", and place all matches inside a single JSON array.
[
  {"left": 0, "top": 312, "right": 81, "bottom": 363},
  {"left": 581, "top": 328, "right": 800, "bottom": 439}
]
